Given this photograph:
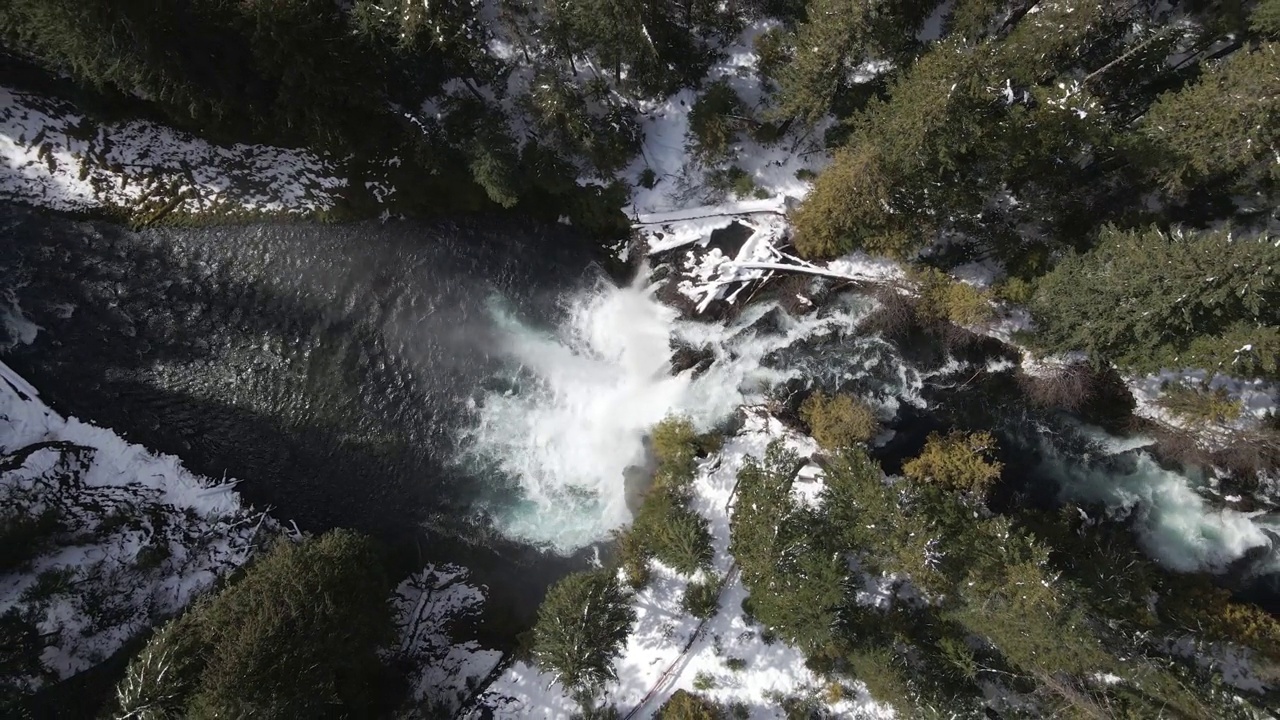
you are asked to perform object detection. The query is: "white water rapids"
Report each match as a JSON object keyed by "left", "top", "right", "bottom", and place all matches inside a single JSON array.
[{"left": 458, "top": 274, "right": 1278, "bottom": 577}]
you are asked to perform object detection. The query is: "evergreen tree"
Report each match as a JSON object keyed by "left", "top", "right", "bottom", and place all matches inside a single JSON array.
[
  {"left": 902, "top": 431, "right": 1002, "bottom": 495},
  {"left": 1137, "top": 42, "right": 1280, "bottom": 195},
  {"left": 531, "top": 570, "right": 637, "bottom": 696},
  {"left": 731, "top": 443, "right": 845, "bottom": 655},
  {"left": 1031, "top": 225, "right": 1280, "bottom": 378},
  {"left": 113, "top": 531, "right": 396, "bottom": 719}
]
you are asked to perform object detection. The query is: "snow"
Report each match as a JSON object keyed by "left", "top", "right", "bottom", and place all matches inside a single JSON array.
[
  {"left": 394, "top": 564, "right": 503, "bottom": 714},
  {"left": 0, "top": 86, "right": 346, "bottom": 217},
  {"left": 625, "top": 21, "right": 832, "bottom": 220},
  {"left": 0, "top": 361, "right": 262, "bottom": 685},
  {"left": 480, "top": 410, "right": 895, "bottom": 719},
  {"left": 1128, "top": 368, "right": 1279, "bottom": 432},
  {"left": 1164, "top": 635, "right": 1274, "bottom": 694}
]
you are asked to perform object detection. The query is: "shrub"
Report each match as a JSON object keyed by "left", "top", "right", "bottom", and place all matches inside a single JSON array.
[
  {"left": 725, "top": 656, "right": 747, "bottom": 671},
  {"left": 692, "top": 672, "right": 717, "bottom": 691},
  {"left": 1157, "top": 382, "right": 1244, "bottom": 425},
  {"left": 532, "top": 570, "right": 636, "bottom": 696},
  {"left": 902, "top": 431, "right": 1003, "bottom": 495},
  {"left": 658, "top": 689, "right": 722, "bottom": 719},
  {"left": 911, "top": 267, "right": 995, "bottom": 326},
  {"left": 1017, "top": 362, "right": 1137, "bottom": 432},
  {"left": 994, "top": 276, "right": 1034, "bottom": 305},
  {"left": 114, "top": 530, "right": 395, "bottom": 720},
  {"left": 681, "top": 577, "right": 720, "bottom": 619},
  {"left": 800, "top": 391, "right": 878, "bottom": 450},
  {"left": 687, "top": 82, "right": 746, "bottom": 161},
  {"left": 708, "top": 166, "right": 768, "bottom": 200}
]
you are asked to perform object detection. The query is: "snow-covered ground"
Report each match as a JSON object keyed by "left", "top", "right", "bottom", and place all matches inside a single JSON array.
[
  {"left": 1128, "top": 368, "right": 1278, "bottom": 431},
  {"left": 479, "top": 410, "right": 895, "bottom": 719},
  {"left": 394, "top": 564, "right": 504, "bottom": 714},
  {"left": 0, "top": 86, "right": 346, "bottom": 218},
  {"left": 0, "top": 360, "right": 264, "bottom": 686}
]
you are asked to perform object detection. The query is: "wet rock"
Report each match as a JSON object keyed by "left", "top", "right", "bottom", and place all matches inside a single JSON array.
[
  {"left": 669, "top": 340, "right": 714, "bottom": 379},
  {"left": 731, "top": 305, "right": 789, "bottom": 344},
  {"left": 623, "top": 462, "right": 652, "bottom": 517},
  {"left": 705, "top": 221, "right": 754, "bottom": 258}
]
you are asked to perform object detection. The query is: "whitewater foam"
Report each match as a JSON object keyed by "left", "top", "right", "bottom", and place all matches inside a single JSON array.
[
  {"left": 460, "top": 273, "right": 887, "bottom": 552},
  {"left": 460, "top": 273, "right": 1280, "bottom": 577},
  {"left": 1041, "top": 425, "right": 1280, "bottom": 573}
]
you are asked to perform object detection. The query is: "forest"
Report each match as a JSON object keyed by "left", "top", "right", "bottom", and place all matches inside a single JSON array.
[
  {"left": 3, "top": 0, "right": 1274, "bottom": 379},
  {"left": 2, "top": 0, "right": 1279, "bottom": 718}
]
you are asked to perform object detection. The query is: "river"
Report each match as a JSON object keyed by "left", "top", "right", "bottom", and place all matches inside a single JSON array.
[{"left": 3, "top": 201, "right": 1278, "bottom": 638}]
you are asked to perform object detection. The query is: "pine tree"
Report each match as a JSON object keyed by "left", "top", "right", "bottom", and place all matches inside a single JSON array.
[
  {"left": 531, "top": 570, "right": 636, "bottom": 696},
  {"left": 1138, "top": 42, "right": 1280, "bottom": 195},
  {"left": 1031, "top": 225, "right": 1280, "bottom": 377},
  {"left": 730, "top": 443, "right": 845, "bottom": 655},
  {"left": 790, "top": 40, "right": 995, "bottom": 258},
  {"left": 113, "top": 531, "right": 395, "bottom": 719}
]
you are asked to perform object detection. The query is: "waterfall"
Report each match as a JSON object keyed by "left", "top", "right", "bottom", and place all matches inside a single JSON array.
[
  {"left": 460, "top": 272, "right": 1280, "bottom": 576},
  {"left": 458, "top": 273, "right": 890, "bottom": 552}
]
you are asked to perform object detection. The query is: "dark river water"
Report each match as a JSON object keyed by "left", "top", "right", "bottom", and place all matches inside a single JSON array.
[{"left": 0, "top": 203, "right": 612, "bottom": 630}]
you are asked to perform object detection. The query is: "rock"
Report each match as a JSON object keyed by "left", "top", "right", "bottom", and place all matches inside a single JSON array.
[
  {"left": 623, "top": 464, "right": 650, "bottom": 517},
  {"left": 669, "top": 340, "right": 714, "bottom": 378}
]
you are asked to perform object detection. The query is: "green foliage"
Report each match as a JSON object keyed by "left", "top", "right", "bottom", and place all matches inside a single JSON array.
[
  {"left": 753, "top": 28, "right": 788, "bottom": 88},
  {"left": 730, "top": 443, "right": 845, "bottom": 655},
  {"left": 994, "top": 276, "right": 1035, "bottom": 305},
  {"left": 634, "top": 487, "right": 713, "bottom": 575},
  {"left": 1, "top": 607, "right": 47, "bottom": 710},
  {"left": 656, "top": 690, "right": 722, "bottom": 720},
  {"left": 800, "top": 391, "right": 878, "bottom": 450},
  {"left": 113, "top": 530, "right": 395, "bottom": 719},
  {"left": 707, "top": 166, "right": 767, "bottom": 200},
  {"left": 543, "top": 0, "right": 723, "bottom": 97},
  {"left": 1254, "top": 0, "right": 1280, "bottom": 39},
  {"left": 532, "top": 569, "right": 636, "bottom": 696},
  {"left": 1157, "top": 382, "right": 1244, "bottom": 425},
  {"left": 692, "top": 672, "right": 717, "bottom": 691},
  {"left": 688, "top": 82, "right": 747, "bottom": 161},
  {"left": 631, "top": 416, "right": 714, "bottom": 576},
  {"left": 790, "top": 42, "right": 995, "bottom": 258},
  {"left": 614, "top": 529, "right": 652, "bottom": 589},
  {"left": 724, "top": 656, "right": 747, "bottom": 671},
  {"left": 846, "top": 647, "right": 914, "bottom": 712},
  {"left": 526, "top": 71, "right": 641, "bottom": 176},
  {"left": 770, "top": 0, "right": 942, "bottom": 125},
  {"left": 681, "top": 576, "right": 720, "bottom": 619},
  {"left": 1031, "top": 226, "right": 1280, "bottom": 378},
  {"left": 18, "top": 566, "right": 77, "bottom": 604},
  {"left": 650, "top": 415, "right": 701, "bottom": 485},
  {"left": 1138, "top": 42, "right": 1280, "bottom": 194},
  {"left": 0, "top": 507, "right": 63, "bottom": 573},
  {"left": 911, "top": 267, "right": 996, "bottom": 326},
  {"left": 902, "top": 431, "right": 1003, "bottom": 495}
]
